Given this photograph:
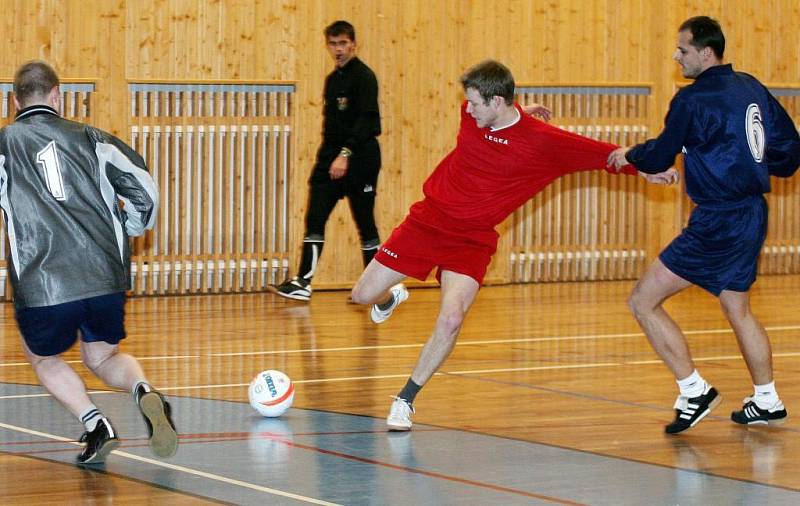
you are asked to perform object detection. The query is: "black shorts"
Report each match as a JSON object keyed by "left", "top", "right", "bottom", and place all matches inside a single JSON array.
[{"left": 16, "top": 292, "right": 127, "bottom": 356}]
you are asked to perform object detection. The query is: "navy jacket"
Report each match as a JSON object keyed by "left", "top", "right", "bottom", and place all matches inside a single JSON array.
[{"left": 627, "top": 64, "right": 800, "bottom": 207}]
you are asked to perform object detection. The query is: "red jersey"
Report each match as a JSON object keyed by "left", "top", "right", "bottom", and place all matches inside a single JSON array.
[{"left": 414, "top": 102, "right": 636, "bottom": 232}]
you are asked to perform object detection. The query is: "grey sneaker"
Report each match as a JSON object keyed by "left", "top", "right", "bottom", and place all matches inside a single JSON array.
[
  {"left": 370, "top": 284, "right": 408, "bottom": 324},
  {"left": 271, "top": 277, "right": 312, "bottom": 301},
  {"left": 387, "top": 396, "right": 414, "bottom": 431},
  {"left": 138, "top": 391, "right": 178, "bottom": 458}
]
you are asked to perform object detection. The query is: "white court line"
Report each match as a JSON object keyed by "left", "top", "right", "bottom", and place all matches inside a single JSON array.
[
  {"left": 0, "top": 355, "right": 200, "bottom": 368},
  {"left": 2, "top": 325, "right": 800, "bottom": 368},
  {"left": 207, "top": 324, "right": 800, "bottom": 358},
  {"left": 0, "top": 390, "right": 118, "bottom": 400},
  {"left": 4, "top": 351, "right": 800, "bottom": 401},
  {"left": 446, "top": 363, "right": 621, "bottom": 375},
  {"left": 629, "top": 351, "right": 800, "bottom": 365},
  {"left": 210, "top": 332, "right": 643, "bottom": 358},
  {"left": 0, "top": 421, "right": 340, "bottom": 505}
]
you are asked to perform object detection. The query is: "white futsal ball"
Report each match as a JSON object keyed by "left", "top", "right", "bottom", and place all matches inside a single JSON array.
[{"left": 248, "top": 370, "right": 295, "bottom": 417}]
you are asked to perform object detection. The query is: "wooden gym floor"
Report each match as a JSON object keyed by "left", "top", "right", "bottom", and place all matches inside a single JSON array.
[{"left": 1, "top": 275, "right": 800, "bottom": 504}]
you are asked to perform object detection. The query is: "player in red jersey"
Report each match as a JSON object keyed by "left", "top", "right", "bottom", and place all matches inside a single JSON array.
[{"left": 350, "top": 59, "right": 678, "bottom": 430}]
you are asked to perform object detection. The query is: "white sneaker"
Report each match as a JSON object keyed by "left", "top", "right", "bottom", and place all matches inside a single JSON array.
[
  {"left": 370, "top": 284, "right": 408, "bottom": 324},
  {"left": 387, "top": 396, "right": 414, "bottom": 431}
]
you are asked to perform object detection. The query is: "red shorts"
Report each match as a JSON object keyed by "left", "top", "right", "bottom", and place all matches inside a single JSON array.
[{"left": 375, "top": 208, "right": 498, "bottom": 285}]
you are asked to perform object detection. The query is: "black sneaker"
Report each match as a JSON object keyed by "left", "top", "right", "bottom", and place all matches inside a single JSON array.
[
  {"left": 270, "top": 277, "right": 312, "bottom": 301},
  {"left": 731, "top": 397, "right": 788, "bottom": 425},
  {"left": 665, "top": 384, "right": 721, "bottom": 434},
  {"left": 138, "top": 391, "right": 178, "bottom": 458},
  {"left": 77, "top": 417, "right": 120, "bottom": 465}
]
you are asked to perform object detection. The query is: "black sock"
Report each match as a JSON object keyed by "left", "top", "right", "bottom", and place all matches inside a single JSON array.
[
  {"left": 377, "top": 291, "right": 395, "bottom": 310},
  {"left": 298, "top": 239, "right": 324, "bottom": 283},
  {"left": 397, "top": 379, "right": 421, "bottom": 405},
  {"left": 361, "top": 239, "right": 380, "bottom": 267},
  {"left": 362, "top": 247, "right": 378, "bottom": 267}
]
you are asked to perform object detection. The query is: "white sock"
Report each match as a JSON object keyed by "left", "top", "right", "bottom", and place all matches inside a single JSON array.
[
  {"left": 79, "top": 405, "right": 103, "bottom": 432},
  {"left": 753, "top": 381, "right": 780, "bottom": 410},
  {"left": 676, "top": 370, "right": 706, "bottom": 398}
]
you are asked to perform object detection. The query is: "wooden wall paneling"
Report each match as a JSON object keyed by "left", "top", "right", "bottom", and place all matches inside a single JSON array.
[
  {"left": 370, "top": 2, "right": 403, "bottom": 254},
  {"left": 729, "top": 1, "right": 759, "bottom": 77},
  {"left": 642, "top": 3, "right": 680, "bottom": 262},
  {"left": 285, "top": 1, "right": 322, "bottom": 284},
  {"left": 0, "top": 1, "right": 799, "bottom": 298},
  {"left": 88, "top": 0, "right": 124, "bottom": 136}
]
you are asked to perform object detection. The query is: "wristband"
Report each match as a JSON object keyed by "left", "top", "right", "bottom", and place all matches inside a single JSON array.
[{"left": 340, "top": 147, "right": 353, "bottom": 158}]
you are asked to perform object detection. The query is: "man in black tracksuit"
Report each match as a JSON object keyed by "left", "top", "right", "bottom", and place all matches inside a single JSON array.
[{"left": 272, "top": 20, "right": 382, "bottom": 301}]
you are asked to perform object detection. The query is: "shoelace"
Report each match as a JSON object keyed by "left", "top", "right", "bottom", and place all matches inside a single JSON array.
[{"left": 390, "top": 395, "right": 415, "bottom": 414}]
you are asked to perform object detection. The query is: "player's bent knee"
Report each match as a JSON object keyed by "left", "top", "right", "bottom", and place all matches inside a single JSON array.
[
  {"left": 626, "top": 293, "right": 638, "bottom": 313},
  {"left": 82, "top": 347, "right": 119, "bottom": 373},
  {"left": 627, "top": 291, "right": 651, "bottom": 320},
  {"left": 350, "top": 286, "right": 371, "bottom": 305},
  {"left": 720, "top": 301, "right": 749, "bottom": 323},
  {"left": 27, "top": 353, "right": 57, "bottom": 369},
  {"left": 437, "top": 310, "right": 466, "bottom": 337}
]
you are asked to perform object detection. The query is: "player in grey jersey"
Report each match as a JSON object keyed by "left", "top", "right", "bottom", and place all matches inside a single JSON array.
[{"left": 0, "top": 61, "right": 177, "bottom": 464}]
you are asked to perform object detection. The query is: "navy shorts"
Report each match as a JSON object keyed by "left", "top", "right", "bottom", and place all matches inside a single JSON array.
[
  {"left": 660, "top": 196, "right": 767, "bottom": 296},
  {"left": 16, "top": 292, "right": 127, "bottom": 357}
]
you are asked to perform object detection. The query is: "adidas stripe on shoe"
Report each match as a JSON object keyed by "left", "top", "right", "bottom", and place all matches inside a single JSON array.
[
  {"left": 665, "top": 384, "right": 721, "bottom": 434},
  {"left": 731, "top": 397, "right": 787, "bottom": 425},
  {"left": 270, "top": 277, "right": 312, "bottom": 301}
]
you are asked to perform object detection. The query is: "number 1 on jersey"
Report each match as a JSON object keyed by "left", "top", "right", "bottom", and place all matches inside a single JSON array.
[{"left": 36, "top": 140, "right": 67, "bottom": 201}]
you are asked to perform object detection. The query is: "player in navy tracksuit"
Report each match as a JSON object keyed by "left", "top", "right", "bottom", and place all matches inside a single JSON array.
[{"left": 608, "top": 16, "right": 800, "bottom": 433}]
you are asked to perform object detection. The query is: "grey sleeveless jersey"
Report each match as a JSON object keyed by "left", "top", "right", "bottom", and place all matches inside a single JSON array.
[{"left": 0, "top": 106, "right": 158, "bottom": 308}]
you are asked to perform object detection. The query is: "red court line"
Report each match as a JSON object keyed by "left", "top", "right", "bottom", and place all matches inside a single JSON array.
[
  {"left": 253, "top": 431, "right": 585, "bottom": 505},
  {"left": 6, "top": 430, "right": 584, "bottom": 505}
]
